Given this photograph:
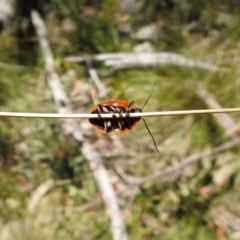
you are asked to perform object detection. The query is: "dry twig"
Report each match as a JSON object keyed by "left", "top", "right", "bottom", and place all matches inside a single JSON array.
[
  {"left": 28, "top": 179, "right": 54, "bottom": 213},
  {"left": 84, "top": 55, "right": 108, "bottom": 98},
  {"left": 196, "top": 84, "right": 237, "bottom": 138},
  {"left": 132, "top": 136, "right": 240, "bottom": 186},
  {"left": 1, "top": 107, "right": 240, "bottom": 119},
  {"left": 64, "top": 135, "right": 240, "bottom": 213},
  {"left": 31, "top": 10, "right": 128, "bottom": 240},
  {"left": 64, "top": 52, "right": 228, "bottom": 77}
]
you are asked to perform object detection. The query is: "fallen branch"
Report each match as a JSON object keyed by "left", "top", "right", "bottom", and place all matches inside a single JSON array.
[
  {"left": 196, "top": 84, "right": 237, "bottom": 138},
  {"left": 132, "top": 136, "right": 240, "bottom": 186},
  {"left": 31, "top": 10, "right": 128, "bottom": 240},
  {"left": 63, "top": 135, "right": 240, "bottom": 213},
  {"left": 0, "top": 0, "right": 16, "bottom": 30},
  {"left": 28, "top": 178, "right": 54, "bottom": 213},
  {"left": 85, "top": 55, "right": 109, "bottom": 98},
  {"left": 64, "top": 52, "right": 228, "bottom": 77}
]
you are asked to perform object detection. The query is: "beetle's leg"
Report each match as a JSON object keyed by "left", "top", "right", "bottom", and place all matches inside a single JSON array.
[
  {"left": 107, "top": 120, "right": 112, "bottom": 132},
  {"left": 117, "top": 119, "right": 124, "bottom": 130},
  {"left": 109, "top": 105, "right": 124, "bottom": 118},
  {"left": 99, "top": 105, "right": 110, "bottom": 113},
  {"left": 103, "top": 120, "right": 111, "bottom": 133},
  {"left": 109, "top": 105, "right": 117, "bottom": 118},
  {"left": 119, "top": 108, "right": 124, "bottom": 117},
  {"left": 96, "top": 106, "right": 102, "bottom": 117},
  {"left": 97, "top": 105, "right": 104, "bottom": 117},
  {"left": 108, "top": 105, "right": 124, "bottom": 129},
  {"left": 126, "top": 101, "right": 134, "bottom": 129},
  {"left": 98, "top": 104, "right": 110, "bottom": 117},
  {"left": 103, "top": 121, "right": 108, "bottom": 132},
  {"left": 128, "top": 101, "right": 134, "bottom": 111}
]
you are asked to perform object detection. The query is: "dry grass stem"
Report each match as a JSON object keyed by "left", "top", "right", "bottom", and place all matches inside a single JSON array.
[{"left": 1, "top": 107, "right": 240, "bottom": 119}]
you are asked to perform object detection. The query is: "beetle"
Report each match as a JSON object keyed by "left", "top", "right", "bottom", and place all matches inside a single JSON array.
[
  {"left": 88, "top": 100, "right": 142, "bottom": 134},
  {"left": 88, "top": 83, "right": 159, "bottom": 151}
]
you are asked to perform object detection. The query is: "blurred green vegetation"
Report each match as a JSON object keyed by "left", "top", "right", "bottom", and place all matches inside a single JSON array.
[{"left": 1, "top": 0, "right": 240, "bottom": 239}]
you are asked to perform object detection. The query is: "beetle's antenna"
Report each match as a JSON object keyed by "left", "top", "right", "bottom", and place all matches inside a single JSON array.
[
  {"left": 141, "top": 82, "right": 158, "bottom": 151},
  {"left": 141, "top": 82, "right": 156, "bottom": 111},
  {"left": 142, "top": 118, "right": 159, "bottom": 152}
]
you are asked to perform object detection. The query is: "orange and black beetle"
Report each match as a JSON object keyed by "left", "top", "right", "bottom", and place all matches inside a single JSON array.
[
  {"left": 88, "top": 83, "right": 159, "bottom": 151},
  {"left": 88, "top": 100, "right": 141, "bottom": 134}
]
